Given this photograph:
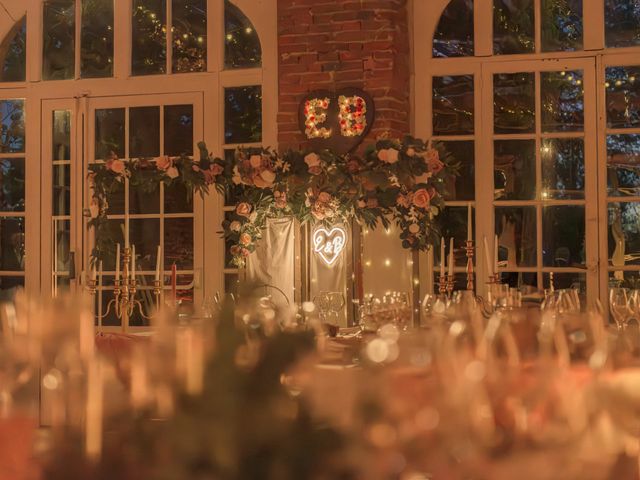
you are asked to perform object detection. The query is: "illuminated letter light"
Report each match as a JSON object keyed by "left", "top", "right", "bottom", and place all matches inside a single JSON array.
[
  {"left": 304, "top": 98, "right": 332, "bottom": 139},
  {"left": 338, "top": 95, "right": 367, "bottom": 137},
  {"left": 313, "top": 226, "right": 347, "bottom": 267}
]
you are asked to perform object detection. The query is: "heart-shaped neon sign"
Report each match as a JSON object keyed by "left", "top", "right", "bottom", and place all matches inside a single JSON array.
[{"left": 313, "top": 226, "right": 347, "bottom": 267}]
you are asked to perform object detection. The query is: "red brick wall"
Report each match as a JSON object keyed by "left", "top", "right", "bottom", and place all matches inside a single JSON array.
[{"left": 277, "top": 0, "right": 411, "bottom": 150}]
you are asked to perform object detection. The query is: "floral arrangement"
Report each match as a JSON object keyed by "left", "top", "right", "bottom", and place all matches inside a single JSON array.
[
  {"left": 88, "top": 137, "right": 457, "bottom": 267},
  {"left": 212, "top": 136, "right": 458, "bottom": 267}
]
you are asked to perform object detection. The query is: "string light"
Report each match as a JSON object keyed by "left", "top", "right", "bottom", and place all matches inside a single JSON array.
[{"left": 303, "top": 98, "right": 332, "bottom": 139}]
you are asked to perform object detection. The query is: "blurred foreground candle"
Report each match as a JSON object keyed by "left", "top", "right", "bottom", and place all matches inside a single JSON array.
[
  {"left": 176, "top": 328, "right": 204, "bottom": 396},
  {"left": 79, "top": 311, "right": 94, "bottom": 359},
  {"left": 130, "top": 347, "right": 149, "bottom": 409},
  {"left": 85, "top": 359, "right": 104, "bottom": 461}
]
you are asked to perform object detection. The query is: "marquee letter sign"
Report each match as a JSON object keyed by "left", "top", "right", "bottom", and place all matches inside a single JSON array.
[
  {"left": 313, "top": 225, "right": 347, "bottom": 267},
  {"left": 298, "top": 88, "right": 375, "bottom": 154}
]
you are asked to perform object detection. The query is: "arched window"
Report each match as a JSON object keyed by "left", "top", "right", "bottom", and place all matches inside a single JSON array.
[
  {"left": 416, "top": 0, "right": 640, "bottom": 306},
  {"left": 0, "top": 0, "right": 276, "bottom": 327}
]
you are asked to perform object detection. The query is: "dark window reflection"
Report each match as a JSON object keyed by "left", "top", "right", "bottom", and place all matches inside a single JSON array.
[
  {"left": 606, "top": 66, "right": 640, "bottom": 129},
  {"left": 172, "top": 0, "right": 206, "bottom": 73},
  {"left": 132, "top": 0, "right": 166, "bottom": 75},
  {"left": 52, "top": 164, "right": 70, "bottom": 216},
  {"left": 129, "top": 218, "right": 160, "bottom": 268},
  {"left": 0, "top": 158, "right": 25, "bottom": 212},
  {"left": 439, "top": 141, "right": 474, "bottom": 201},
  {"left": 0, "top": 100, "right": 25, "bottom": 153},
  {"left": 0, "top": 17, "right": 26, "bottom": 82},
  {"left": 543, "top": 272, "right": 585, "bottom": 292},
  {"left": 43, "top": 0, "right": 75, "bottom": 80},
  {"left": 608, "top": 202, "right": 640, "bottom": 266},
  {"left": 607, "top": 134, "right": 640, "bottom": 197},
  {"left": 129, "top": 177, "right": 159, "bottom": 214},
  {"left": 95, "top": 108, "right": 125, "bottom": 160},
  {"left": 81, "top": 0, "right": 114, "bottom": 78},
  {"left": 495, "top": 207, "right": 537, "bottom": 267},
  {"left": 164, "top": 218, "right": 193, "bottom": 269},
  {"left": 543, "top": 206, "right": 585, "bottom": 267},
  {"left": 541, "top": 0, "right": 583, "bottom": 52},
  {"left": 433, "top": 75, "right": 474, "bottom": 135},
  {"left": 164, "top": 104, "right": 193, "bottom": 156},
  {"left": 129, "top": 106, "right": 160, "bottom": 158},
  {"left": 500, "top": 272, "right": 537, "bottom": 292},
  {"left": 432, "top": 0, "right": 474, "bottom": 58},
  {"left": 541, "top": 70, "right": 584, "bottom": 132},
  {"left": 0, "top": 217, "right": 25, "bottom": 271},
  {"left": 494, "top": 140, "right": 536, "bottom": 200},
  {"left": 605, "top": 0, "right": 640, "bottom": 48},
  {"left": 494, "top": 0, "right": 535, "bottom": 55},
  {"left": 224, "top": 85, "right": 262, "bottom": 144},
  {"left": 541, "top": 138, "right": 585, "bottom": 199},
  {"left": 165, "top": 181, "right": 193, "bottom": 213},
  {"left": 53, "top": 110, "right": 71, "bottom": 161},
  {"left": 494, "top": 72, "right": 535, "bottom": 134},
  {"left": 435, "top": 206, "right": 475, "bottom": 267},
  {"left": 224, "top": 0, "right": 261, "bottom": 69},
  {"left": 0, "top": 276, "right": 24, "bottom": 303}
]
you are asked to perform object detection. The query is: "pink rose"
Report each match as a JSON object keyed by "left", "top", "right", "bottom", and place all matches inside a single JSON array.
[
  {"left": 317, "top": 192, "right": 332, "bottom": 204},
  {"left": 192, "top": 165, "right": 201, "bottom": 172},
  {"left": 156, "top": 155, "right": 172, "bottom": 171},
  {"left": 409, "top": 223, "right": 420, "bottom": 234},
  {"left": 378, "top": 148, "right": 399, "bottom": 164},
  {"left": 412, "top": 188, "right": 430, "bottom": 209},
  {"left": 239, "top": 233, "right": 252, "bottom": 246},
  {"left": 249, "top": 155, "right": 262, "bottom": 168},
  {"left": 230, "top": 221, "right": 241, "bottom": 232},
  {"left": 106, "top": 159, "right": 125, "bottom": 174},
  {"left": 230, "top": 245, "right": 241, "bottom": 256},
  {"left": 166, "top": 166, "right": 179, "bottom": 179},
  {"left": 236, "top": 202, "right": 252, "bottom": 217},
  {"left": 304, "top": 153, "right": 321, "bottom": 169},
  {"left": 311, "top": 203, "right": 326, "bottom": 220},
  {"left": 210, "top": 163, "right": 224, "bottom": 176},
  {"left": 424, "top": 149, "right": 444, "bottom": 174},
  {"left": 241, "top": 248, "right": 251, "bottom": 257}
]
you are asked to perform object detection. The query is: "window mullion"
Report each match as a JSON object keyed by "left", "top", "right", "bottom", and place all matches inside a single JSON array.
[
  {"left": 584, "top": 0, "right": 606, "bottom": 51},
  {"left": 166, "top": 0, "right": 172, "bottom": 75},
  {"left": 474, "top": 0, "right": 493, "bottom": 57},
  {"left": 75, "top": 0, "right": 81, "bottom": 78}
]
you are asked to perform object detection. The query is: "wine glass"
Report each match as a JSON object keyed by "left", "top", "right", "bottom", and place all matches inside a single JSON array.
[{"left": 609, "top": 287, "right": 630, "bottom": 331}]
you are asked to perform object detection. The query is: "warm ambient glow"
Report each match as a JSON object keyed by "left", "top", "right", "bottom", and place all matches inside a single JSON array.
[{"left": 312, "top": 225, "right": 347, "bottom": 267}]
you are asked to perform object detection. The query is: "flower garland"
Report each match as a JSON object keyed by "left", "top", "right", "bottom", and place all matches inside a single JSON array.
[
  {"left": 211, "top": 136, "right": 458, "bottom": 267},
  {"left": 88, "top": 137, "right": 458, "bottom": 267}
]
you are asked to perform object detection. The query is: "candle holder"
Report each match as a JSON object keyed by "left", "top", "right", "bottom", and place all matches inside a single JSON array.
[
  {"left": 438, "top": 273, "right": 447, "bottom": 295},
  {"left": 446, "top": 274, "right": 455, "bottom": 297},
  {"left": 465, "top": 240, "right": 475, "bottom": 291},
  {"left": 86, "top": 247, "right": 162, "bottom": 331}
]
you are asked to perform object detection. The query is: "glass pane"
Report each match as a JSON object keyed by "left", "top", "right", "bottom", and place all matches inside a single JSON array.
[
  {"left": 0, "top": 100, "right": 25, "bottom": 153},
  {"left": 105, "top": 178, "right": 125, "bottom": 215},
  {"left": 541, "top": 0, "right": 583, "bottom": 52},
  {"left": 224, "top": 86, "right": 262, "bottom": 144},
  {"left": 43, "top": 0, "right": 75, "bottom": 80},
  {"left": 436, "top": 206, "right": 475, "bottom": 267},
  {"left": 53, "top": 110, "right": 71, "bottom": 161},
  {"left": 164, "top": 104, "right": 193, "bottom": 156},
  {"left": 164, "top": 218, "right": 193, "bottom": 269},
  {"left": 494, "top": 140, "right": 536, "bottom": 200},
  {"left": 432, "top": 0, "right": 474, "bottom": 58},
  {"left": 129, "top": 106, "right": 160, "bottom": 158},
  {"left": 500, "top": 272, "right": 537, "bottom": 292},
  {"left": 172, "top": 0, "right": 206, "bottom": 73},
  {"left": 54, "top": 219, "right": 71, "bottom": 272},
  {"left": 543, "top": 206, "right": 585, "bottom": 267},
  {"left": 0, "top": 217, "right": 24, "bottom": 271},
  {"left": 52, "top": 164, "right": 70, "bottom": 216},
  {"left": 96, "top": 280, "right": 119, "bottom": 326},
  {"left": 129, "top": 180, "right": 159, "bottom": 214},
  {"left": 0, "top": 276, "right": 24, "bottom": 302},
  {"left": 0, "top": 158, "right": 24, "bottom": 212},
  {"left": 129, "top": 275, "right": 157, "bottom": 327},
  {"left": 541, "top": 138, "right": 585, "bottom": 199},
  {"left": 101, "top": 220, "right": 124, "bottom": 271},
  {"left": 541, "top": 70, "right": 584, "bottom": 132},
  {"left": 224, "top": 0, "right": 261, "bottom": 69},
  {"left": 609, "top": 271, "right": 640, "bottom": 289},
  {"left": 543, "top": 272, "right": 585, "bottom": 292},
  {"left": 606, "top": 66, "right": 640, "bottom": 129},
  {"left": 494, "top": 73, "right": 535, "bottom": 134},
  {"left": 0, "top": 17, "right": 26, "bottom": 82},
  {"left": 81, "top": 0, "right": 113, "bottom": 78},
  {"left": 605, "top": 0, "right": 640, "bottom": 48},
  {"left": 95, "top": 108, "right": 125, "bottom": 160},
  {"left": 132, "top": 0, "right": 166, "bottom": 75},
  {"left": 129, "top": 218, "right": 160, "bottom": 267},
  {"left": 164, "top": 181, "right": 192, "bottom": 213},
  {"left": 440, "top": 141, "right": 474, "bottom": 201},
  {"left": 493, "top": 0, "right": 535, "bottom": 55},
  {"left": 607, "top": 134, "right": 640, "bottom": 197},
  {"left": 496, "top": 207, "right": 537, "bottom": 268},
  {"left": 608, "top": 202, "right": 640, "bottom": 266},
  {"left": 432, "top": 75, "right": 474, "bottom": 135},
  {"left": 224, "top": 274, "right": 240, "bottom": 296}
]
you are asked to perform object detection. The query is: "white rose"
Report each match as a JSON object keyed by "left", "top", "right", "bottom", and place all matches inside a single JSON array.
[
  {"left": 250, "top": 155, "right": 262, "bottom": 168},
  {"left": 166, "top": 166, "right": 179, "bottom": 179},
  {"left": 249, "top": 211, "right": 258, "bottom": 223},
  {"left": 230, "top": 221, "right": 241, "bottom": 232},
  {"left": 232, "top": 166, "right": 242, "bottom": 185},
  {"left": 260, "top": 169, "right": 276, "bottom": 185},
  {"left": 409, "top": 223, "right": 420, "bottom": 234},
  {"left": 304, "top": 152, "right": 321, "bottom": 168}
]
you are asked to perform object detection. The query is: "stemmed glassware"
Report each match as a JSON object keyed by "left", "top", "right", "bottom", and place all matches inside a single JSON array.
[{"left": 609, "top": 287, "right": 631, "bottom": 331}]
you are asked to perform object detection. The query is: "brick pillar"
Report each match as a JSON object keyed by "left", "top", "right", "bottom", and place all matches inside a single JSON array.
[{"left": 277, "top": 0, "right": 411, "bottom": 151}]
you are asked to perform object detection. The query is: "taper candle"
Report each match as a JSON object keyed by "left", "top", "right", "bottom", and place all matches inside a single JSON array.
[
  {"left": 440, "top": 237, "right": 445, "bottom": 277},
  {"left": 448, "top": 237, "right": 454, "bottom": 277},
  {"left": 155, "top": 245, "right": 162, "bottom": 281},
  {"left": 115, "top": 243, "right": 120, "bottom": 281},
  {"left": 467, "top": 203, "right": 473, "bottom": 241},
  {"left": 131, "top": 244, "right": 136, "bottom": 279},
  {"left": 483, "top": 236, "right": 492, "bottom": 277}
]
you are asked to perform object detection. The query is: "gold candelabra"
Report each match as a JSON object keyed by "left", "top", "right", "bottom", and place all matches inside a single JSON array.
[
  {"left": 86, "top": 246, "right": 162, "bottom": 330},
  {"left": 465, "top": 240, "right": 474, "bottom": 291}
]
